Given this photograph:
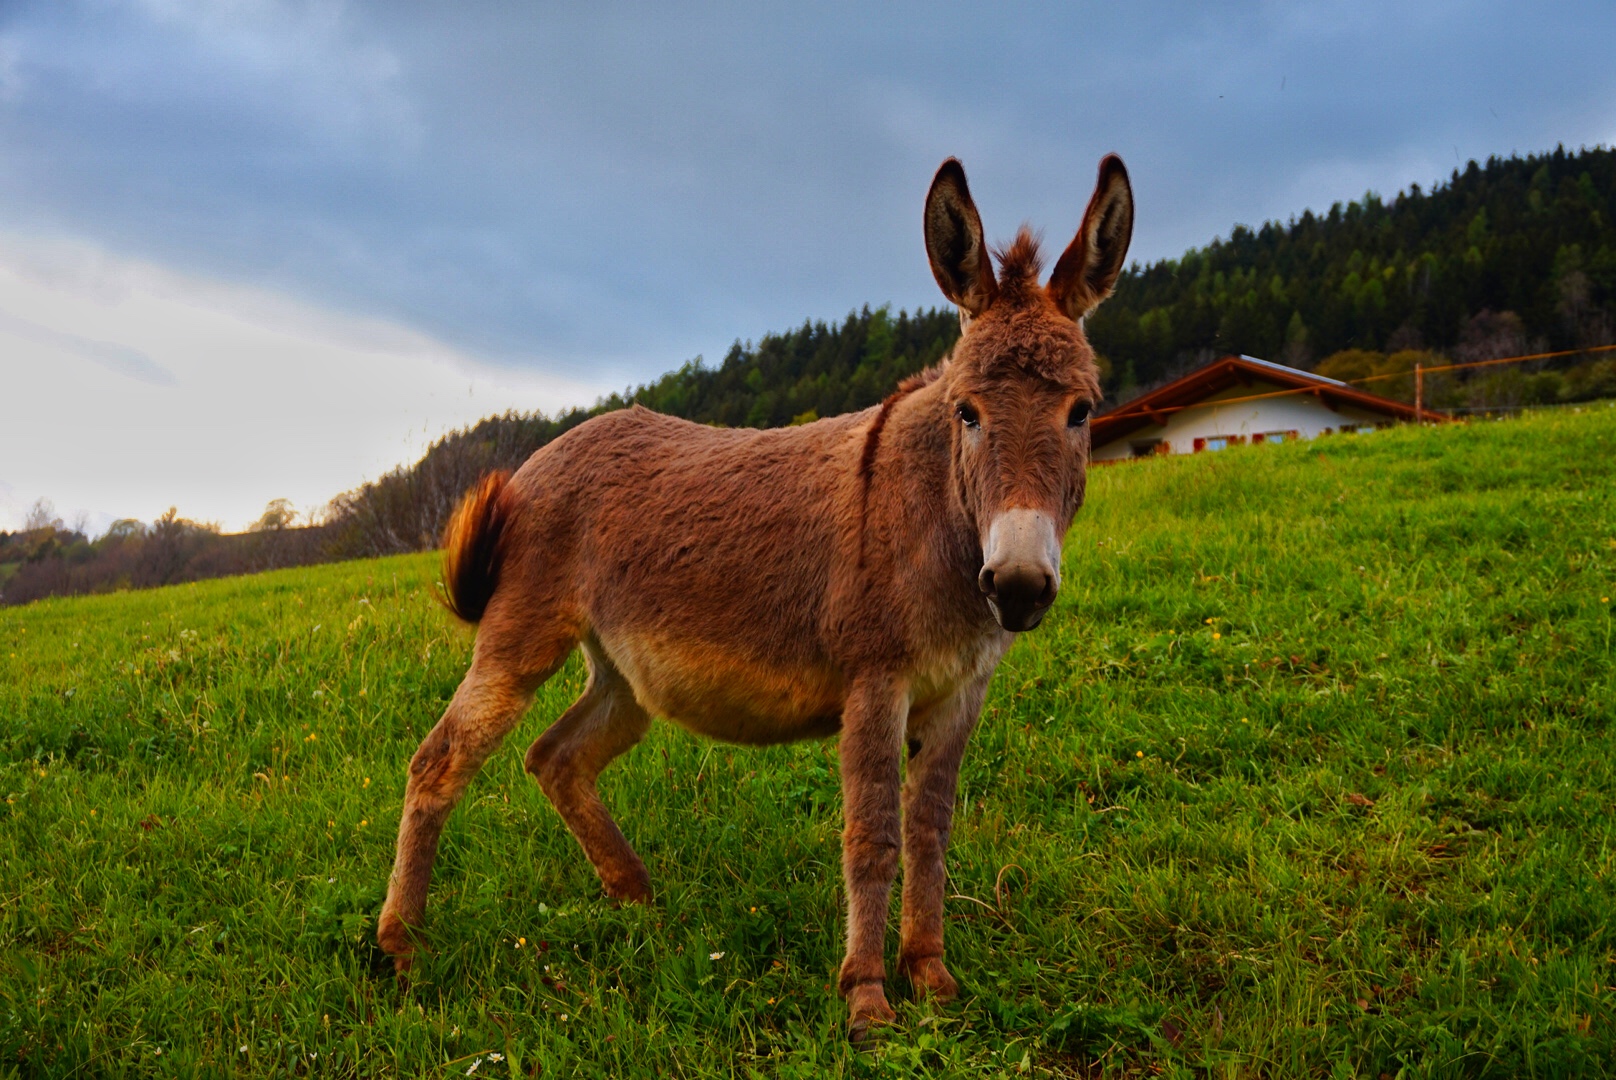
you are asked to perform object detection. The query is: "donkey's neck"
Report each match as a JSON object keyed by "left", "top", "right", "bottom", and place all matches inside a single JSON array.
[{"left": 877, "top": 373, "right": 982, "bottom": 586}]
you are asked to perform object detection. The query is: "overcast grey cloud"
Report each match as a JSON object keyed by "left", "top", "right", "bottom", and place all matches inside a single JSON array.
[{"left": 0, "top": 1, "right": 1612, "bottom": 528}]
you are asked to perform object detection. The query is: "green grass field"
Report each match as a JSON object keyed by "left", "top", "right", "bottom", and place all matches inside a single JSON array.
[{"left": 3, "top": 405, "right": 1615, "bottom": 1078}]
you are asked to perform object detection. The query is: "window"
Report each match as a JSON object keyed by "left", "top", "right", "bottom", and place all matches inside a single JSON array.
[
  {"left": 1197, "top": 435, "right": 1246, "bottom": 452},
  {"left": 1258, "top": 430, "right": 1299, "bottom": 444},
  {"left": 1130, "top": 439, "right": 1163, "bottom": 458}
]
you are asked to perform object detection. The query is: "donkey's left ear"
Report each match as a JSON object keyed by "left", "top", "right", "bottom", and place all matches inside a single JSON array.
[{"left": 1047, "top": 154, "right": 1134, "bottom": 321}]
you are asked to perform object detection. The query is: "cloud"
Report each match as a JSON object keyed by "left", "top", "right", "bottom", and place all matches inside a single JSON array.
[
  {"left": 0, "top": 307, "right": 177, "bottom": 386},
  {"left": 4, "top": 3, "right": 1613, "bottom": 385},
  {"left": 0, "top": 233, "right": 610, "bottom": 533}
]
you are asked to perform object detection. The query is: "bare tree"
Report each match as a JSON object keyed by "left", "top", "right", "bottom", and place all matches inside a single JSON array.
[{"left": 23, "top": 498, "right": 61, "bottom": 533}]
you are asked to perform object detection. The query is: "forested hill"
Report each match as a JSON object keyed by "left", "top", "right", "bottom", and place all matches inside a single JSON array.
[
  {"left": 1088, "top": 144, "right": 1616, "bottom": 390},
  {"left": 312, "top": 144, "right": 1616, "bottom": 558},
  {"left": 568, "top": 304, "right": 960, "bottom": 432}
]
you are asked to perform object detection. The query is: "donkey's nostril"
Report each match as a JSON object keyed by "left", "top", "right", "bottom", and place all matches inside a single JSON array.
[
  {"left": 1038, "top": 573, "right": 1057, "bottom": 607},
  {"left": 978, "top": 567, "right": 996, "bottom": 596}
]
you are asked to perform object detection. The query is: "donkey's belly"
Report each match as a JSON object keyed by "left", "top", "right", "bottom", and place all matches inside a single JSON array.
[{"left": 599, "top": 631, "right": 846, "bottom": 745}]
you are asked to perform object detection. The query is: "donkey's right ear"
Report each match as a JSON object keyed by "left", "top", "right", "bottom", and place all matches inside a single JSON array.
[
  {"left": 924, "top": 158, "right": 999, "bottom": 320},
  {"left": 1047, "top": 154, "right": 1134, "bottom": 321}
]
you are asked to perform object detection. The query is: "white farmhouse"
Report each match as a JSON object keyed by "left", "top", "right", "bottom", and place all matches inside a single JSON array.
[{"left": 1090, "top": 354, "right": 1439, "bottom": 462}]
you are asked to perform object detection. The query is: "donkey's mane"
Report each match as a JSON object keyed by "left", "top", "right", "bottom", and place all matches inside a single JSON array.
[
  {"left": 991, "top": 228, "right": 1045, "bottom": 300},
  {"left": 855, "top": 361, "right": 947, "bottom": 566},
  {"left": 859, "top": 364, "right": 944, "bottom": 484}
]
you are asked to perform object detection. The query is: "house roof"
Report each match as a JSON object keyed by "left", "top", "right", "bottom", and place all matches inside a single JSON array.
[{"left": 1090, "top": 354, "right": 1444, "bottom": 448}]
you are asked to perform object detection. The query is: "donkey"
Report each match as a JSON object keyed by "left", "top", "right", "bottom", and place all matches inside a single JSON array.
[{"left": 377, "top": 154, "right": 1133, "bottom": 1040}]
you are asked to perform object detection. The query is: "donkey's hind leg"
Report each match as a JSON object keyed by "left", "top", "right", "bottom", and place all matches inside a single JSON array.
[
  {"left": 524, "top": 639, "right": 654, "bottom": 902},
  {"left": 377, "top": 628, "right": 573, "bottom": 971}
]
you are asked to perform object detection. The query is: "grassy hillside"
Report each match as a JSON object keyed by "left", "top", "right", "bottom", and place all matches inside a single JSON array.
[{"left": 3, "top": 406, "right": 1615, "bottom": 1077}]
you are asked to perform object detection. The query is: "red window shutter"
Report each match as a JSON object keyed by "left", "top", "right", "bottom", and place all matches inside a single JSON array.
[
  {"left": 1193, "top": 437, "right": 1206, "bottom": 452},
  {"left": 1252, "top": 433, "right": 1265, "bottom": 444}
]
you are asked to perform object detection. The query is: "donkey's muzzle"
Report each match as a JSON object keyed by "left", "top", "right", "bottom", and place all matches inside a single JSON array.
[{"left": 979, "top": 508, "right": 1061, "bottom": 632}]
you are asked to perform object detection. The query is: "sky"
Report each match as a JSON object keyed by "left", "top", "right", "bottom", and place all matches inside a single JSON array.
[{"left": 1, "top": 1, "right": 1613, "bottom": 534}]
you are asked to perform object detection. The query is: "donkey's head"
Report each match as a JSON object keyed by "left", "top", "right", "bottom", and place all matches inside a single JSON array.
[{"left": 925, "top": 155, "right": 1133, "bottom": 632}]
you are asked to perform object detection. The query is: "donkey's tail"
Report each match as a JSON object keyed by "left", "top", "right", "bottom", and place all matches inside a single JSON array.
[{"left": 439, "top": 470, "right": 512, "bottom": 624}]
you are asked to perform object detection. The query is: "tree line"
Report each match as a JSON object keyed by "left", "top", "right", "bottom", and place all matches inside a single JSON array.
[
  {"left": 6, "top": 144, "right": 1614, "bottom": 604},
  {"left": 0, "top": 500, "right": 338, "bottom": 607},
  {"left": 1088, "top": 143, "right": 1616, "bottom": 397}
]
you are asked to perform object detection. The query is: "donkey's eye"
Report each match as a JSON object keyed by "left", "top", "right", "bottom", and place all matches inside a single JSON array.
[
  {"left": 955, "top": 402, "right": 980, "bottom": 428},
  {"left": 1067, "top": 401, "right": 1092, "bottom": 428}
]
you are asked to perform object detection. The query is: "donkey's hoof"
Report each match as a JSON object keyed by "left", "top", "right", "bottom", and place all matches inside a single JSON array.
[
  {"left": 377, "top": 912, "right": 422, "bottom": 976},
  {"left": 376, "top": 913, "right": 409, "bottom": 955},
  {"left": 603, "top": 867, "right": 654, "bottom": 905},
  {"left": 901, "top": 954, "right": 959, "bottom": 1003},
  {"left": 845, "top": 983, "right": 896, "bottom": 1046}
]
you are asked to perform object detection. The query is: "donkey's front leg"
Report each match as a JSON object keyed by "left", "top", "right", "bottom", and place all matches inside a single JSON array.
[
  {"left": 898, "top": 678, "right": 988, "bottom": 1002},
  {"left": 837, "top": 677, "right": 909, "bottom": 1042}
]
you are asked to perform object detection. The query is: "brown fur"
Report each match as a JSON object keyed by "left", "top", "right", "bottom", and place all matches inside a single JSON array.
[
  {"left": 378, "top": 155, "right": 1134, "bottom": 1042},
  {"left": 992, "top": 228, "right": 1046, "bottom": 300}
]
